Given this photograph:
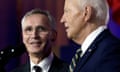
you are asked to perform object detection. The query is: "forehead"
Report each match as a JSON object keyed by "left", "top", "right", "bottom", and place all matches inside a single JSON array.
[
  {"left": 22, "top": 14, "right": 50, "bottom": 27},
  {"left": 64, "top": 0, "right": 80, "bottom": 10}
]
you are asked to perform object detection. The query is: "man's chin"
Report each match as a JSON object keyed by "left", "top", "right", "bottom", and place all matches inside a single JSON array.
[
  {"left": 67, "top": 34, "right": 73, "bottom": 39},
  {"left": 27, "top": 47, "right": 42, "bottom": 53},
  {"left": 29, "top": 51, "right": 42, "bottom": 55}
]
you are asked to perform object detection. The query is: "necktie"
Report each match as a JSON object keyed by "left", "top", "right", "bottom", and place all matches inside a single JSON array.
[
  {"left": 69, "top": 48, "right": 82, "bottom": 72},
  {"left": 33, "top": 66, "right": 42, "bottom": 72}
]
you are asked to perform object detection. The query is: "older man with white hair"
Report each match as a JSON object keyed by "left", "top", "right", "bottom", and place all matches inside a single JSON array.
[{"left": 60, "top": 0, "right": 120, "bottom": 72}]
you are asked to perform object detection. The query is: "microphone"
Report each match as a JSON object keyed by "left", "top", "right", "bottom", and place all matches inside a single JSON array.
[{"left": 0, "top": 43, "right": 26, "bottom": 66}]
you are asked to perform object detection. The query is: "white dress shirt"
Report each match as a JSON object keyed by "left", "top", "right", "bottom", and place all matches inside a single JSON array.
[
  {"left": 81, "top": 25, "right": 107, "bottom": 57},
  {"left": 30, "top": 52, "right": 54, "bottom": 72}
]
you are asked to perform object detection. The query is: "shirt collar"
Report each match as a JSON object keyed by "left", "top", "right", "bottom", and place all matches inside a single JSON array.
[
  {"left": 30, "top": 52, "right": 54, "bottom": 72},
  {"left": 81, "top": 25, "right": 107, "bottom": 56}
]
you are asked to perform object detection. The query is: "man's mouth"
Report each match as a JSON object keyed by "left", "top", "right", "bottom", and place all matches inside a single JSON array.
[
  {"left": 64, "top": 23, "right": 69, "bottom": 31},
  {"left": 30, "top": 41, "right": 42, "bottom": 46},
  {"left": 65, "top": 26, "right": 69, "bottom": 32}
]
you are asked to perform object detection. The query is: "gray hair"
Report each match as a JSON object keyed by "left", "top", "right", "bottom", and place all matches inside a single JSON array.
[
  {"left": 21, "top": 8, "right": 56, "bottom": 30},
  {"left": 78, "top": 0, "right": 109, "bottom": 24}
]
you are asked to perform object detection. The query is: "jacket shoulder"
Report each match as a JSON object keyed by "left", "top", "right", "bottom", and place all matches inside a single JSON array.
[
  {"left": 49, "top": 55, "right": 69, "bottom": 72},
  {"left": 11, "top": 62, "right": 30, "bottom": 72}
]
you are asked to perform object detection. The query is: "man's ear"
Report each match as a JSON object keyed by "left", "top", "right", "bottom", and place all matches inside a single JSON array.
[
  {"left": 84, "top": 5, "right": 92, "bottom": 22},
  {"left": 51, "top": 30, "right": 57, "bottom": 42}
]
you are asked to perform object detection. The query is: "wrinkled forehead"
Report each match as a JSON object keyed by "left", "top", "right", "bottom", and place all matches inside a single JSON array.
[
  {"left": 65, "top": 0, "right": 79, "bottom": 4},
  {"left": 64, "top": 0, "right": 80, "bottom": 10}
]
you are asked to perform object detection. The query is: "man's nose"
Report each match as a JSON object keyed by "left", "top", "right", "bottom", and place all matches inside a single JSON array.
[{"left": 31, "top": 30, "right": 39, "bottom": 38}]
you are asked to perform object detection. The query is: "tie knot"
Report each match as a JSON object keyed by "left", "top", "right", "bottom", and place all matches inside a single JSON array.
[
  {"left": 76, "top": 48, "right": 82, "bottom": 54},
  {"left": 33, "top": 66, "right": 42, "bottom": 72}
]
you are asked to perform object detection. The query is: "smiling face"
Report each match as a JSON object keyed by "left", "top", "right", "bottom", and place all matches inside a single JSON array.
[
  {"left": 22, "top": 14, "right": 53, "bottom": 55},
  {"left": 60, "top": 0, "right": 86, "bottom": 40}
]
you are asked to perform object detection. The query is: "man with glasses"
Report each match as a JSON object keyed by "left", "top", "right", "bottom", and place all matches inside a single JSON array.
[{"left": 12, "top": 9, "right": 68, "bottom": 72}]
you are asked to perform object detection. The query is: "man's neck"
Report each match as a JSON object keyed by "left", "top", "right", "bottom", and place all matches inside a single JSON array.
[
  {"left": 73, "top": 23, "right": 100, "bottom": 45},
  {"left": 29, "top": 51, "right": 51, "bottom": 64}
]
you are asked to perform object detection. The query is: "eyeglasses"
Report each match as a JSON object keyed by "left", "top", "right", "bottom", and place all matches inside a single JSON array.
[{"left": 23, "top": 26, "right": 51, "bottom": 35}]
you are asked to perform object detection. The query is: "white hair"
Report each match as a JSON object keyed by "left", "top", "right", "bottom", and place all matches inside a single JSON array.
[
  {"left": 21, "top": 9, "right": 56, "bottom": 30},
  {"left": 78, "top": 0, "right": 109, "bottom": 24}
]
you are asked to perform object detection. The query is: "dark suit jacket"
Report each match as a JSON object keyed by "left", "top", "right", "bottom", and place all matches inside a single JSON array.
[
  {"left": 74, "top": 29, "right": 120, "bottom": 72},
  {"left": 12, "top": 55, "right": 68, "bottom": 72}
]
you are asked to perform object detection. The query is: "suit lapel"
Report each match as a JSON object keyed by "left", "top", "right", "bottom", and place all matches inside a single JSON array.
[
  {"left": 49, "top": 55, "right": 68, "bottom": 72},
  {"left": 48, "top": 55, "right": 58, "bottom": 72},
  {"left": 75, "top": 29, "right": 109, "bottom": 72},
  {"left": 22, "top": 61, "right": 30, "bottom": 72}
]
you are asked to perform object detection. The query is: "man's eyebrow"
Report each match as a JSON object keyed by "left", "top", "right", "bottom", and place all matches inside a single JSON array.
[{"left": 37, "top": 26, "right": 48, "bottom": 30}]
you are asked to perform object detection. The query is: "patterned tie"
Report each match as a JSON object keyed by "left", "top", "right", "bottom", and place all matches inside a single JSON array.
[
  {"left": 69, "top": 48, "right": 82, "bottom": 72},
  {"left": 33, "top": 66, "right": 42, "bottom": 72}
]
